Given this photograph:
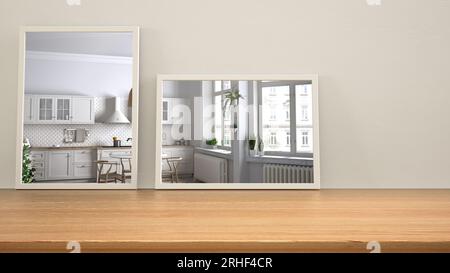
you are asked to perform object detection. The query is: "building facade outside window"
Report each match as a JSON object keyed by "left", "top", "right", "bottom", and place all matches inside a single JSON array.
[{"left": 259, "top": 82, "right": 313, "bottom": 156}]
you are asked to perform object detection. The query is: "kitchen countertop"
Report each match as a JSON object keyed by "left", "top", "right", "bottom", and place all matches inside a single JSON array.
[
  {"left": 31, "top": 146, "right": 132, "bottom": 151},
  {"left": 162, "top": 145, "right": 194, "bottom": 148}
]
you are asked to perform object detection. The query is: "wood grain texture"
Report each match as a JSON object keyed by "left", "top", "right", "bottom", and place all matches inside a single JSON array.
[{"left": 0, "top": 190, "right": 449, "bottom": 253}]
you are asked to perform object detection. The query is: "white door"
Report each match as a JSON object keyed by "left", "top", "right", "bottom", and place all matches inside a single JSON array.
[
  {"left": 72, "top": 97, "right": 94, "bottom": 124},
  {"left": 55, "top": 97, "right": 72, "bottom": 123},
  {"left": 36, "top": 97, "right": 54, "bottom": 122},
  {"left": 47, "top": 151, "right": 73, "bottom": 179},
  {"left": 23, "top": 95, "right": 34, "bottom": 124}
]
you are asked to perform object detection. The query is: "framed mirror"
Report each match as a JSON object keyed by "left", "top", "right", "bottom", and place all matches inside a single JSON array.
[
  {"left": 15, "top": 27, "right": 140, "bottom": 189},
  {"left": 155, "top": 75, "right": 320, "bottom": 189}
]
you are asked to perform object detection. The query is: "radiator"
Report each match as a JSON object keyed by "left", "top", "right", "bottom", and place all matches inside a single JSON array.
[
  {"left": 194, "top": 153, "right": 228, "bottom": 183},
  {"left": 263, "top": 164, "right": 313, "bottom": 184}
]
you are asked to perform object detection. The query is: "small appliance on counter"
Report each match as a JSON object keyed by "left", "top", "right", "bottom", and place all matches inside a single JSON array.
[{"left": 113, "top": 136, "right": 122, "bottom": 147}]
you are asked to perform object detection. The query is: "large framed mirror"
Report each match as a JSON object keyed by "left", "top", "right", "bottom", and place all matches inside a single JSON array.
[
  {"left": 155, "top": 75, "right": 320, "bottom": 189},
  {"left": 15, "top": 26, "right": 140, "bottom": 189}
]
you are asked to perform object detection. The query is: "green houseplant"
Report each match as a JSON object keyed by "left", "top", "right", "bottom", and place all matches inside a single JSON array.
[
  {"left": 223, "top": 87, "right": 244, "bottom": 110},
  {"left": 22, "top": 139, "right": 35, "bottom": 184},
  {"left": 206, "top": 138, "right": 218, "bottom": 148},
  {"left": 248, "top": 136, "right": 257, "bottom": 156},
  {"left": 223, "top": 87, "right": 244, "bottom": 130}
]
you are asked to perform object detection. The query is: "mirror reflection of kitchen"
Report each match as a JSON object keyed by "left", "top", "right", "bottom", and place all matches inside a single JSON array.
[
  {"left": 161, "top": 80, "right": 314, "bottom": 184},
  {"left": 22, "top": 32, "right": 134, "bottom": 184}
]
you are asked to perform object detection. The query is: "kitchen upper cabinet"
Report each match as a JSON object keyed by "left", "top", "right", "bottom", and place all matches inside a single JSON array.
[
  {"left": 171, "top": 98, "right": 191, "bottom": 125},
  {"left": 37, "top": 96, "right": 54, "bottom": 123},
  {"left": 72, "top": 97, "right": 94, "bottom": 124},
  {"left": 161, "top": 98, "right": 191, "bottom": 125},
  {"left": 47, "top": 151, "right": 73, "bottom": 180},
  {"left": 23, "top": 95, "right": 35, "bottom": 124},
  {"left": 55, "top": 97, "right": 71, "bottom": 123},
  {"left": 162, "top": 99, "right": 171, "bottom": 124},
  {"left": 25, "top": 95, "right": 94, "bottom": 125}
]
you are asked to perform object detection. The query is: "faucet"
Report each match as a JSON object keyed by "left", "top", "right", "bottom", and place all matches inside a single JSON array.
[{"left": 126, "top": 138, "right": 132, "bottom": 142}]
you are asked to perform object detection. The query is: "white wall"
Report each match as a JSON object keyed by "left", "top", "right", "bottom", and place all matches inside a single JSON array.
[{"left": 1, "top": 0, "right": 450, "bottom": 188}]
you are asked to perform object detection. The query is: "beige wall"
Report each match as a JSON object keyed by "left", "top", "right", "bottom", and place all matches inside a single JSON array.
[{"left": 1, "top": 0, "right": 450, "bottom": 189}]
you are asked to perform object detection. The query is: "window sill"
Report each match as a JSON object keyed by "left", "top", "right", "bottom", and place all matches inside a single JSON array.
[
  {"left": 246, "top": 155, "right": 313, "bottom": 166},
  {"left": 195, "top": 147, "right": 232, "bottom": 160}
]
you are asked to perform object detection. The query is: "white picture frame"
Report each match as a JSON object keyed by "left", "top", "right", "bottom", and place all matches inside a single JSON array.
[
  {"left": 155, "top": 74, "right": 320, "bottom": 190},
  {"left": 15, "top": 26, "right": 140, "bottom": 190}
]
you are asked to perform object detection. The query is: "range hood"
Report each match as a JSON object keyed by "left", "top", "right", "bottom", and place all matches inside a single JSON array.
[{"left": 104, "top": 97, "right": 130, "bottom": 124}]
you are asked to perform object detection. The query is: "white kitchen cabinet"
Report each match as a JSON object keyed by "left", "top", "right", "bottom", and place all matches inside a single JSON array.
[
  {"left": 73, "top": 149, "right": 96, "bottom": 179},
  {"left": 171, "top": 98, "right": 191, "bottom": 125},
  {"left": 31, "top": 149, "right": 96, "bottom": 182},
  {"left": 26, "top": 95, "right": 94, "bottom": 125},
  {"left": 30, "top": 151, "right": 46, "bottom": 181},
  {"left": 71, "top": 97, "right": 94, "bottom": 124},
  {"left": 55, "top": 97, "right": 71, "bottom": 123},
  {"left": 47, "top": 151, "right": 73, "bottom": 180},
  {"left": 23, "top": 95, "right": 35, "bottom": 124},
  {"left": 161, "top": 98, "right": 191, "bottom": 125},
  {"left": 36, "top": 96, "right": 54, "bottom": 123},
  {"left": 162, "top": 99, "right": 171, "bottom": 124}
]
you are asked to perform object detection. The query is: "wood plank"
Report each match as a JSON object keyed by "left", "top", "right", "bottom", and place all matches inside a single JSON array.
[{"left": 0, "top": 190, "right": 449, "bottom": 253}]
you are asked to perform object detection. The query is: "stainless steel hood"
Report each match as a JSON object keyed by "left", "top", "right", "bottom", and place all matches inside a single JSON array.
[{"left": 104, "top": 97, "right": 130, "bottom": 124}]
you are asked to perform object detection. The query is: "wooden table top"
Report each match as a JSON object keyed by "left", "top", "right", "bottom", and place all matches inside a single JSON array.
[{"left": 0, "top": 189, "right": 449, "bottom": 252}]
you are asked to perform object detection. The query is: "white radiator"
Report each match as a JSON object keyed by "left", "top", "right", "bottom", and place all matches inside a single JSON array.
[
  {"left": 194, "top": 153, "right": 228, "bottom": 183},
  {"left": 263, "top": 164, "right": 313, "bottom": 184}
]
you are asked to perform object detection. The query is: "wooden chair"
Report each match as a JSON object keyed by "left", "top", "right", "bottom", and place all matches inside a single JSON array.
[
  {"left": 162, "top": 157, "right": 183, "bottom": 183},
  {"left": 96, "top": 160, "right": 120, "bottom": 183},
  {"left": 116, "top": 158, "right": 132, "bottom": 183}
]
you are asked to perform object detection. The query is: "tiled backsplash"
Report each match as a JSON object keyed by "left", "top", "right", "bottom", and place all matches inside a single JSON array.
[
  {"left": 24, "top": 97, "right": 132, "bottom": 147},
  {"left": 24, "top": 123, "right": 132, "bottom": 147}
]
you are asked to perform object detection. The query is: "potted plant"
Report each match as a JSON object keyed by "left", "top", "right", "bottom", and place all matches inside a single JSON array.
[
  {"left": 248, "top": 136, "right": 257, "bottom": 156},
  {"left": 258, "top": 139, "right": 265, "bottom": 156},
  {"left": 22, "top": 139, "right": 35, "bottom": 184},
  {"left": 223, "top": 87, "right": 244, "bottom": 130},
  {"left": 205, "top": 138, "right": 218, "bottom": 149},
  {"left": 223, "top": 87, "right": 244, "bottom": 110}
]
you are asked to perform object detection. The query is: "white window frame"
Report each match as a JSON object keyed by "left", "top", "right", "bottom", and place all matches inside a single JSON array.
[
  {"left": 258, "top": 80, "right": 314, "bottom": 158},
  {"left": 213, "top": 80, "right": 232, "bottom": 150}
]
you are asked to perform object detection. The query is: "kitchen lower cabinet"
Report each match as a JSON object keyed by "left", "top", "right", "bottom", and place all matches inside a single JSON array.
[
  {"left": 30, "top": 151, "right": 46, "bottom": 181},
  {"left": 47, "top": 151, "right": 73, "bottom": 180},
  {"left": 30, "top": 149, "right": 96, "bottom": 182},
  {"left": 73, "top": 150, "right": 96, "bottom": 179}
]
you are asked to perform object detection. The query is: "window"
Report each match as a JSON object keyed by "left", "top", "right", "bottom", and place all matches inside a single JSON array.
[
  {"left": 214, "top": 80, "right": 232, "bottom": 148},
  {"left": 301, "top": 105, "right": 308, "bottom": 121},
  {"left": 301, "top": 131, "right": 309, "bottom": 145},
  {"left": 296, "top": 84, "right": 313, "bottom": 153},
  {"left": 270, "top": 109, "right": 276, "bottom": 121},
  {"left": 269, "top": 132, "right": 277, "bottom": 145},
  {"left": 299, "top": 84, "right": 309, "bottom": 96},
  {"left": 261, "top": 85, "right": 290, "bottom": 152},
  {"left": 259, "top": 82, "right": 313, "bottom": 155}
]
